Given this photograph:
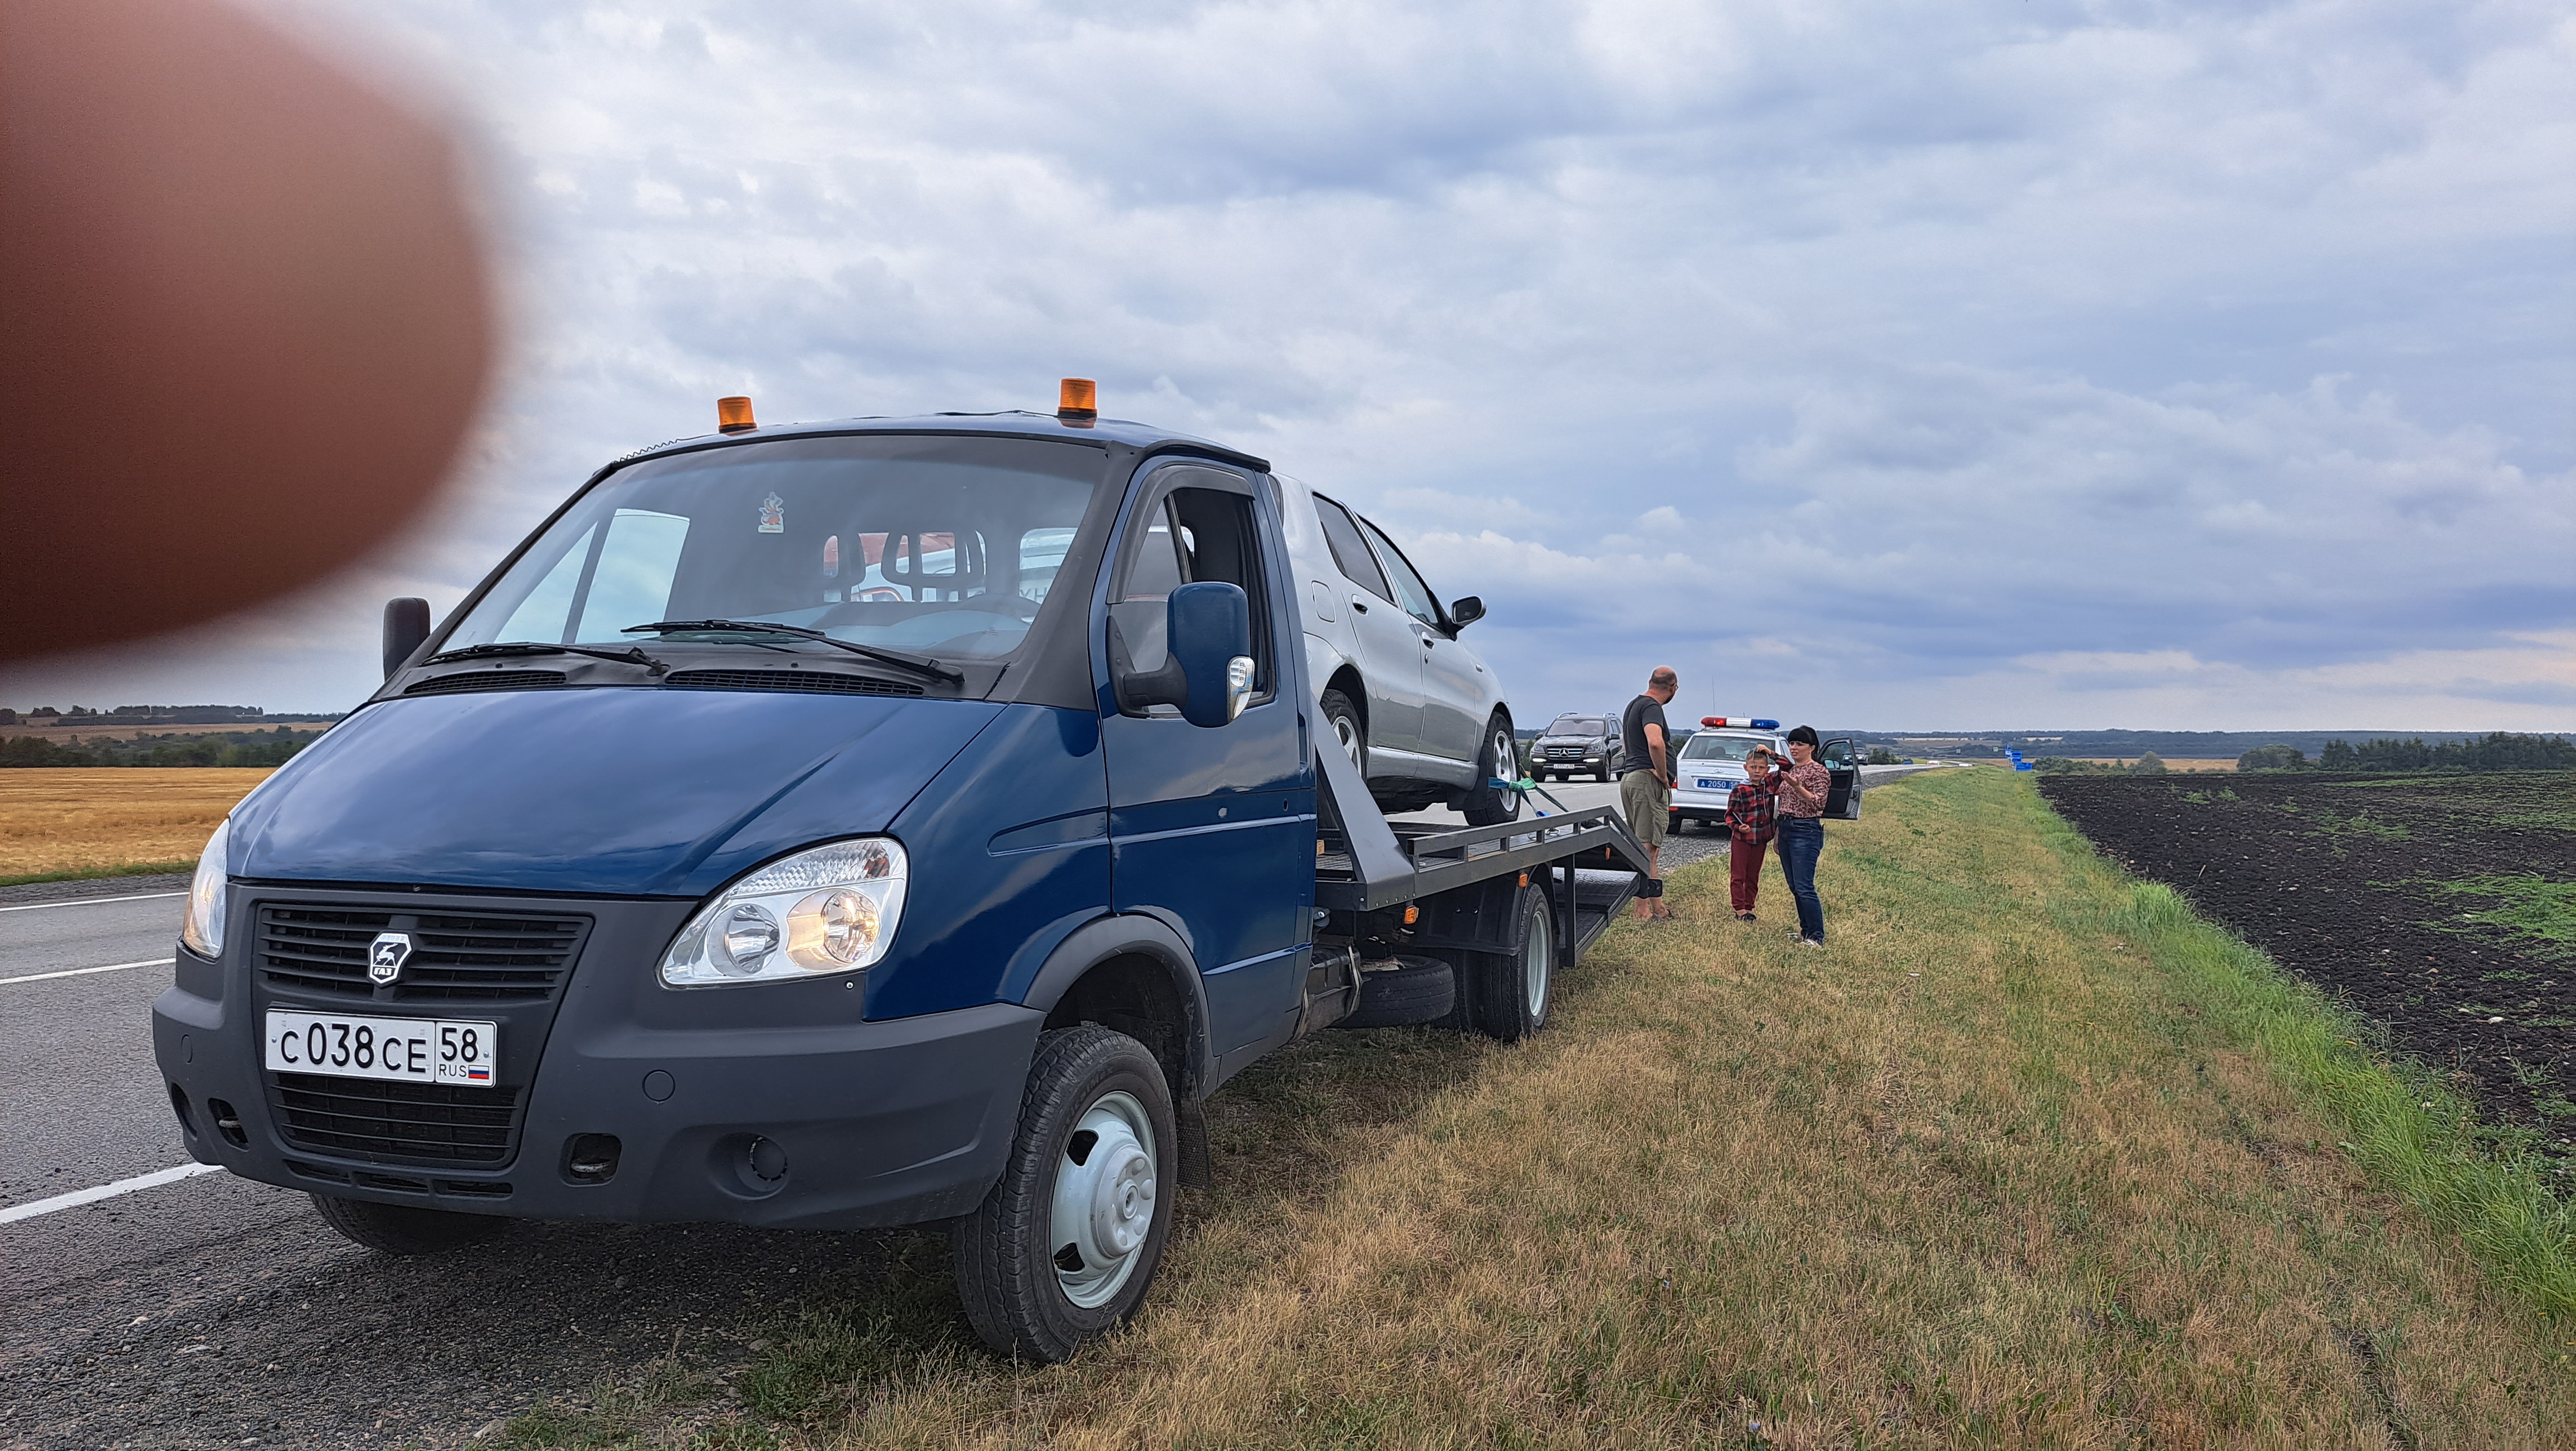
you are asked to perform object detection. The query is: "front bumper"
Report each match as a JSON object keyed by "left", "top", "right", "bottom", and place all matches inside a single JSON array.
[{"left": 152, "top": 883, "right": 1040, "bottom": 1228}]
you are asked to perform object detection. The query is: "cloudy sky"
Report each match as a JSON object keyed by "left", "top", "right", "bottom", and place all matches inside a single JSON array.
[{"left": 12, "top": 0, "right": 2572, "bottom": 730}]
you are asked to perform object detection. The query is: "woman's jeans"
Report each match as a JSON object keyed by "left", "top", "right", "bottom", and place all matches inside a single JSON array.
[{"left": 1775, "top": 816, "right": 1825, "bottom": 942}]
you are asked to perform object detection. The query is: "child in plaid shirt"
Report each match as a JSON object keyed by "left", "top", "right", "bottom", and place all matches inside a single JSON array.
[{"left": 1725, "top": 747, "right": 1779, "bottom": 921}]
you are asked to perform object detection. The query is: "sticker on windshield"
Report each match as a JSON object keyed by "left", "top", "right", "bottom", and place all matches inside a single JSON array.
[{"left": 758, "top": 492, "right": 785, "bottom": 534}]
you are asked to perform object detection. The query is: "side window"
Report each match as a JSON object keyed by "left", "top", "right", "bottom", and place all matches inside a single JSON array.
[
  {"left": 1107, "top": 468, "right": 1277, "bottom": 708},
  {"left": 1313, "top": 496, "right": 1391, "bottom": 601},
  {"left": 1821, "top": 739, "right": 1856, "bottom": 768},
  {"left": 1109, "top": 498, "right": 1188, "bottom": 674},
  {"left": 1359, "top": 518, "right": 1440, "bottom": 628}
]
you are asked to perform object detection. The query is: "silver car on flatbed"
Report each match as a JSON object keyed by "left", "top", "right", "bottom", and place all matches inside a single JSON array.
[{"left": 1276, "top": 477, "right": 1521, "bottom": 826}]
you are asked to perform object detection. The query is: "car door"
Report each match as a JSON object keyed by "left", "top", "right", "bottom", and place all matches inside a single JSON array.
[
  {"left": 1357, "top": 515, "right": 1486, "bottom": 767},
  {"left": 1822, "top": 737, "right": 1862, "bottom": 819},
  {"left": 1098, "top": 464, "right": 1315, "bottom": 1074},
  {"left": 1309, "top": 495, "right": 1423, "bottom": 758}
]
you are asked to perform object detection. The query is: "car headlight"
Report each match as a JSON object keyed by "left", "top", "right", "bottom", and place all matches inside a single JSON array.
[
  {"left": 180, "top": 820, "right": 230, "bottom": 958},
  {"left": 659, "top": 838, "right": 908, "bottom": 987}
]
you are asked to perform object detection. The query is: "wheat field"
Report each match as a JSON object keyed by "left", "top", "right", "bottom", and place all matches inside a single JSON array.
[{"left": 0, "top": 768, "right": 272, "bottom": 881}]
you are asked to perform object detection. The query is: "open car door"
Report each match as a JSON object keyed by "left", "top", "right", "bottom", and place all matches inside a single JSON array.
[{"left": 1821, "top": 738, "right": 1862, "bottom": 820}]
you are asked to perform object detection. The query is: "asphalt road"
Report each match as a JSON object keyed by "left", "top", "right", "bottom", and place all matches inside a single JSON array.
[{"left": 1, "top": 765, "right": 1932, "bottom": 1449}]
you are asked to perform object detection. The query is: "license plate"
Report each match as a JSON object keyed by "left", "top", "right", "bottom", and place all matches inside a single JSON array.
[
  {"left": 1697, "top": 778, "right": 1722, "bottom": 789},
  {"left": 264, "top": 1010, "right": 497, "bottom": 1087}
]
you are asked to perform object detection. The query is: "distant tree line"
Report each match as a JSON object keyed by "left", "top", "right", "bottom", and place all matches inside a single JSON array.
[
  {"left": 1, "top": 726, "right": 322, "bottom": 768},
  {"left": 2032, "top": 753, "right": 2170, "bottom": 776},
  {"left": 2236, "top": 733, "right": 2576, "bottom": 773}
]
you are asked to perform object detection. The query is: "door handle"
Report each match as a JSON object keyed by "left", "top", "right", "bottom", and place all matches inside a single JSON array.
[
  {"left": 1419, "top": 635, "right": 1434, "bottom": 648},
  {"left": 1349, "top": 596, "right": 1369, "bottom": 613}
]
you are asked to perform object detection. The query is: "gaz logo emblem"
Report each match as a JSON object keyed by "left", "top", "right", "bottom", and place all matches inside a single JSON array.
[{"left": 368, "top": 932, "right": 413, "bottom": 986}]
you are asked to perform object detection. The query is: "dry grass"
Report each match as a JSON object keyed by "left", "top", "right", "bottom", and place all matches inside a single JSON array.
[
  {"left": 518, "top": 770, "right": 2572, "bottom": 1450},
  {"left": 2071, "top": 758, "right": 2239, "bottom": 772},
  {"left": 0, "top": 768, "right": 270, "bottom": 879}
]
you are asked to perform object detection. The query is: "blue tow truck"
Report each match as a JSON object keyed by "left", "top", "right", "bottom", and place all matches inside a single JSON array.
[{"left": 152, "top": 384, "right": 1647, "bottom": 1361}]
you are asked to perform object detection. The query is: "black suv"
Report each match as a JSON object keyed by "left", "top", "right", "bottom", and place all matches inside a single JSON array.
[{"left": 1530, "top": 712, "right": 1623, "bottom": 782}]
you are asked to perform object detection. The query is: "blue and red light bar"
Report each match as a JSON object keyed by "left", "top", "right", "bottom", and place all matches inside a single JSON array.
[{"left": 1701, "top": 716, "right": 1780, "bottom": 730}]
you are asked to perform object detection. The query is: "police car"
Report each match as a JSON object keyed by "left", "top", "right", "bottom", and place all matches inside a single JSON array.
[{"left": 1667, "top": 717, "right": 1863, "bottom": 834}]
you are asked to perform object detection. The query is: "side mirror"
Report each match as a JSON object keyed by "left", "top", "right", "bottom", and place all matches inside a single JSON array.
[
  {"left": 382, "top": 597, "right": 431, "bottom": 678},
  {"left": 1115, "top": 581, "right": 1252, "bottom": 727},
  {"left": 1448, "top": 595, "right": 1485, "bottom": 627}
]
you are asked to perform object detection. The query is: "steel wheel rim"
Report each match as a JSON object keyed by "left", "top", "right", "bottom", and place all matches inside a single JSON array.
[
  {"left": 1049, "top": 1090, "right": 1158, "bottom": 1309},
  {"left": 1524, "top": 903, "right": 1552, "bottom": 1020}
]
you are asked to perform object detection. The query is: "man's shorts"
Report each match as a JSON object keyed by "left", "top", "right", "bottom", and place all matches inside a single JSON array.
[{"left": 1619, "top": 769, "right": 1669, "bottom": 846}]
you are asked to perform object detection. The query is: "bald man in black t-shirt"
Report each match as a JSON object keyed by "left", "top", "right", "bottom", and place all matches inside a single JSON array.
[{"left": 1619, "top": 665, "right": 1677, "bottom": 919}]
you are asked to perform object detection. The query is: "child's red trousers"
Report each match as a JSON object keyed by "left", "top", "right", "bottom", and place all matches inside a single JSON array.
[{"left": 1729, "top": 835, "right": 1768, "bottom": 913}]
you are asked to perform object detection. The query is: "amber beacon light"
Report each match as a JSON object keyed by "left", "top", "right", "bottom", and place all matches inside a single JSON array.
[
  {"left": 1057, "top": 377, "right": 1098, "bottom": 423},
  {"left": 717, "top": 396, "right": 757, "bottom": 434}
]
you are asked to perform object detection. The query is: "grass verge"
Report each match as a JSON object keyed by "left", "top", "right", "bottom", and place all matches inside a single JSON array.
[
  {"left": 515, "top": 768, "right": 2571, "bottom": 1449},
  {"left": 0, "top": 859, "right": 197, "bottom": 888}
]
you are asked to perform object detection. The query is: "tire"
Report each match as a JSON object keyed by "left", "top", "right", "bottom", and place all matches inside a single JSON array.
[
  {"left": 309, "top": 1194, "right": 506, "bottom": 1256},
  {"left": 953, "top": 1026, "right": 1178, "bottom": 1364},
  {"left": 1471, "top": 884, "right": 1557, "bottom": 1043},
  {"left": 1594, "top": 762, "right": 1613, "bottom": 783},
  {"left": 1319, "top": 688, "right": 1367, "bottom": 780},
  {"left": 1337, "top": 955, "right": 1456, "bottom": 1029},
  {"left": 1456, "top": 715, "right": 1523, "bottom": 827}
]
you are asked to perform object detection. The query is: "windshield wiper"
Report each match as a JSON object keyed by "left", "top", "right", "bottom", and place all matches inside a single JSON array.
[
  {"left": 426, "top": 641, "right": 669, "bottom": 674},
  {"left": 622, "top": 620, "right": 964, "bottom": 683}
]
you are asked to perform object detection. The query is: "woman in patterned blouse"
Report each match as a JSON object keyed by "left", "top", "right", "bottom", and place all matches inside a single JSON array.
[{"left": 1773, "top": 726, "right": 1832, "bottom": 946}]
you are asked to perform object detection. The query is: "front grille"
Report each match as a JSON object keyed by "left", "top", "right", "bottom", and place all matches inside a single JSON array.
[
  {"left": 405, "top": 669, "right": 566, "bottom": 697},
  {"left": 1547, "top": 746, "right": 1587, "bottom": 758},
  {"left": 267, "top": 1074, "right": 521, "bottom": 1168},
  {"left": 258, "top": 905, "right": 586, "bottom": 1002},
  {"left": 665, "top": 669, "right": 923, "bottom": 697}
]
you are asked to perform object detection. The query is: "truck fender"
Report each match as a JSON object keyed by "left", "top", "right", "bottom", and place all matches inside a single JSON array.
[{"left": 1016, "top": 913, "right": 1212, "bottom": 1103}]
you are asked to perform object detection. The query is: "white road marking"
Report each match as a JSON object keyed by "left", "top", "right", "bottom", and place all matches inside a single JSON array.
[
  {"left": 0, "top": 1162, "right": 225, "bottom": 1225},
  {"left": 0, "top": 890, "right": 188, "bottom": 913},
  {"left": 0, "top": 956, "right": 175, "bottom": 986}
]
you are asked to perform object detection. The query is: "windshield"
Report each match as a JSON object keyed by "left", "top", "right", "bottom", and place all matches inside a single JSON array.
[
  {"left": 443, "top": 435, "right": 1105, "bottom": 664},
  {"left": 1548, "top": 715, "right": 1606, "bottom": 736},
  {"left": 1682, "top": 732, "right": 1774, "bottom": 762}
]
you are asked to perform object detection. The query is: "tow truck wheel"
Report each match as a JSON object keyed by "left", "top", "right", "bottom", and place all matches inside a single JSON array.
[
  {"left": 954, "top": 1025, "right": 1177, "bottom": 1363},
  {"left": 308, "top": 1194, "right": 505, "bottom": 1256},
  {"left": 1472, "top": 885, "right": 1557, "bottom": 1042}
]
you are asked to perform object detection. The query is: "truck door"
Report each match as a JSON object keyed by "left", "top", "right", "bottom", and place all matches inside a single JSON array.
[
  {"left": 1822, "top": 738, "right": 1862, "bottom": 819},
  {"left": 1099, "top": 464, "right": 1315, "bottom": 1076},
  {"left": 1309, "top": 495, "right": 1423, "bottom": 758}
]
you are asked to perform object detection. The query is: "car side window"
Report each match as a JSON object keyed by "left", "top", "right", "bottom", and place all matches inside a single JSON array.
[
  {"left": 1312, "top": 496, "right": 1392, "bottom": 601},
  {"left": 1822, "top": 740, "right": 1855, "bottom": 768},
  {"left": 1358, "top": 517, "right": 1440, "bottom": 629},
  {"left": 1108, "top": 495, "right": 1188, "bottom": 675}
]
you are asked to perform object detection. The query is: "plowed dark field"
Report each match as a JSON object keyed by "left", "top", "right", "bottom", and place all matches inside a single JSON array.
[{"left": 2039, "top": 771, "right": 2575, "bottom": 1149}]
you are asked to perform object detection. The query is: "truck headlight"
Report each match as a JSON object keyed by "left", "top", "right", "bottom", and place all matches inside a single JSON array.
[
  {"left": 660, "top": 838, "right": 908, "bottom": 987},
  {"left": 180, "top": 820, "right": 230, "bottom": 958}
]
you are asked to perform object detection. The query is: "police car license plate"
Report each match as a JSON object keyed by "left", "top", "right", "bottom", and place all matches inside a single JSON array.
[
  {"left": 1697, "top": 778, "right": 1721, "bottom": 789},
  {"left": 263, "top": 1010, "right": 497, "bottom": 1087}
]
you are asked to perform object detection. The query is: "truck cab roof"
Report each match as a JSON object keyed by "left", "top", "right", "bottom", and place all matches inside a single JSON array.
[{"left": 613, "top": 410, "right": 1271, "bottom": 476}]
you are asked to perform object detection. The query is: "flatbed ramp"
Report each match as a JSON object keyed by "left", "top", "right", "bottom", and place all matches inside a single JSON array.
[{"left": 1311, "top": 741, "right": 1651, "bottom": 966}]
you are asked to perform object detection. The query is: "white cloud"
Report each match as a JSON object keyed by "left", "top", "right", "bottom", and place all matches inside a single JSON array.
[{"left": 12, "top": 0, "right": 2570, "bottom": 730}]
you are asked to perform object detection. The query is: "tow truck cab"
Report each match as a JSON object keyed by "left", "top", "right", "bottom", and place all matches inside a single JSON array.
[{"left": 150, "top": 397, "right": 1643, "bottom": 1363}]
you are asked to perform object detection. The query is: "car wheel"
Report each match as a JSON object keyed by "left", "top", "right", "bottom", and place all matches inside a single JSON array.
[
  {"left": 1456, "top": 715, "right": 1523, "bottom": 827},
  {"left": 1319, "top": 688, "right": 1366, "bottom": 778},
  {"left": 1337, "top": 955, "right": 1457, "bottom": 1029},
  {"left": 309, "top": 1194, "right": 505, "bottom": 1256},
  {"left": 953, "top": 1026, "right": 1177, "bottom": 1363}
]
